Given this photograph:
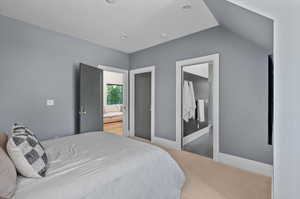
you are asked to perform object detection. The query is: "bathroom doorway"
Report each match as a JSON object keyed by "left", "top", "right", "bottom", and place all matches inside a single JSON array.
[{"left": 176, "top": 54, "right": 219, "bottom": 160}]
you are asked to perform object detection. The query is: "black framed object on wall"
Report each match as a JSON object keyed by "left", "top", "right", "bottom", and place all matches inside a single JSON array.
[{"left": 268, "top": 55, "right": 274, "bottom": 145}]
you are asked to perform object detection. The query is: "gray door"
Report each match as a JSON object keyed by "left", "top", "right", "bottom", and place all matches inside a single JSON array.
[
  {"left": 79, "top": 63, "right": 103, "bottom": 133},
  {"left": 135, "top": 72, "right": 151, "bottom": 140}
]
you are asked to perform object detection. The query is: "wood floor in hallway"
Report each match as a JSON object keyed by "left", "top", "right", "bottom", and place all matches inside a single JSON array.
[{"left": 103, "top": 121, "right": 123, "bottom": 136}]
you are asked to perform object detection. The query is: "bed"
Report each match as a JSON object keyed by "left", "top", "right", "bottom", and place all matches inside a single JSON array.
[
  {"left": 104, "top": 105, "right": 123, "bottom": 123},
  {"left": 12, "top": 132, "right": 185, "bottom": 199}
]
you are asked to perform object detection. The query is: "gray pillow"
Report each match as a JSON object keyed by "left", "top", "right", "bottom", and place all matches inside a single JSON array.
[
  {"left": 7, "top": 125, "right": 48, "bottom": 178},
  {"left": 0, "top": 147, "right": 17, "bottom": 199}
]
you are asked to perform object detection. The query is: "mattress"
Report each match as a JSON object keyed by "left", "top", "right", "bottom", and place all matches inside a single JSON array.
[{"left": 13, "top": 132, "right": 185, "bottom": 199}]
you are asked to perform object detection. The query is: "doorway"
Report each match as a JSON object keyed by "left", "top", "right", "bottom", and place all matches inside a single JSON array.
[
  {"left": 99, "top": 65, "right": 129, "bottom": 136},
  {"left": 79, "top": 64, "right": 129, "bottom": 136},
  {"left": 102, "top": 71, "right": 124, "bottom": 136},
  {"left": 130, "top": 66, "right": 155, "bottom": 141},
  {"left": 182, "top": 63, "right": 213, "bottom": 158},
  {"left": 176, "top": 54, "right": 219, "bottom": 160}
]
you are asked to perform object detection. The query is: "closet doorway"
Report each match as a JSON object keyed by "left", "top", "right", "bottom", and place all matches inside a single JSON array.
[
  {"left": 176, "top": 54, "right": 219, "bottom": 160},
  {"left": 130, "top": 66, "right": 155, "bottom": 141}
]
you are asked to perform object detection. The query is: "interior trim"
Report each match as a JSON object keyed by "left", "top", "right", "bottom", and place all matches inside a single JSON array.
[
  {"left": 176, "top": 53, "right": 220, "bottom": 161},
  {"left": 218, "top": 152, "right": 273, "bottom": 177},
  {"left": 152, "top": 137, "right": 180, "bottom": 151},
  {"left": 129, "top": 66, "right": 155, "bottom": 141},
  {"left": 98, "top": 65, "right": 129, "bottom": 136}
]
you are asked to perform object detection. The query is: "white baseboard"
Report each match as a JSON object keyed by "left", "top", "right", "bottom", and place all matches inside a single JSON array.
[
  {"left": 152, "top": 136, "right": 180, "bottom": 150},
  {"left": 150, "top": 135, "right": 273, "bottom": 177},
  {"left": 183, "top": 125, "right": 210, "bottom": 146},
  {"left": 218, "top": 152, "right": 273, "bottom": 177}
]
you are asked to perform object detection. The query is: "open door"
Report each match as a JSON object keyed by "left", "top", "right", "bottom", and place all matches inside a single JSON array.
[{"left": 79, "top": 63, "right": 103, "bottom": 133}]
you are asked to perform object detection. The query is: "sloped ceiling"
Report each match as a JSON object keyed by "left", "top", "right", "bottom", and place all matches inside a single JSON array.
[
  {"left": 204, "top": 0, "right": 273, "bottom": 51},
  {"left": 0, "top": 0, "right": 273, "bottom": 53},
  {"left": 0, "top": 0, "right": 218, "bottom": 53}
]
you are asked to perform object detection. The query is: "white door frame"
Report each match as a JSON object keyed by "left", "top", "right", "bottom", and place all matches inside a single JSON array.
[
  {"left": 130, "top": 66, "right": 155, "bottom": 141},
  {"left": 176, "top": 54, "right": 220, "bottom": 161},
  {"left": 98, "top": 65, "right": 129, "bottom": 137}
]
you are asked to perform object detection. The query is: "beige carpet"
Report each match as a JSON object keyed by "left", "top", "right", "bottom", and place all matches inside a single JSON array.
[
  {"left": 168, "top": 150, "right": 271, "bottom": 199},
  {"left": 132, "top": 137, "right": 272, "bottom": 199}
]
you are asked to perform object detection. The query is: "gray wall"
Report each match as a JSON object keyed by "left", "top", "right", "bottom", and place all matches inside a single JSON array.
[
  {"left": 0, "top": 15, "right": 129, "bottom": 140},
  {"left": 272, "top": 2, "right": 300, "bottom": 198},
  {"left": 0, "top": 14, "right": 273, "bottom": 164},
  {"left": 235, "top": 1, "right": 300, "bottom": 198},
  {"left": 130, "top": 26, "right": 273, "bottom": 164}
]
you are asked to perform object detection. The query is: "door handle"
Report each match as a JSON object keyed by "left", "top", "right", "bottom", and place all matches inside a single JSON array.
[{"left": 79, "top": 106, "right": 87, "bottom": 115}]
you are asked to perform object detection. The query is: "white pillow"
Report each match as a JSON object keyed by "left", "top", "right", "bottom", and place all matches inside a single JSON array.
[
  {"left": 7, "top": 125, "right": 48, "bottom": 178},
  {"left": 0, "top": 134, "right": 17, "bottom": 199}
]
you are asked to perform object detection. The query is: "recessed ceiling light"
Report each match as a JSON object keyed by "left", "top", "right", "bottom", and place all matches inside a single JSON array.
[
  {"left": 181, "top": 2, "right": 192, "bottom": 10},
  {"left": 161, "top": 33, "right": 168, "bottom": 38},
  {"left": 120, "top": 33, "right": 128, "bottom": 40},
  {"left": 105, "top": 0, "right": 117, "bottom": 4}
]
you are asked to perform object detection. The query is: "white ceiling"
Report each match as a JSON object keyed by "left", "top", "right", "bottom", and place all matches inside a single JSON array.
[
  {"left": 183, "top": 63, "right": 209, "bottom": 78},
  {"left": 0, "top": 0, "right": 218, "bottom": 53}
]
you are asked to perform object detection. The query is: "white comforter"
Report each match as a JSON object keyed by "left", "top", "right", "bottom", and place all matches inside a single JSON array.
[{"left": 13, "top": 132, "right": 185, "bottom": 199}]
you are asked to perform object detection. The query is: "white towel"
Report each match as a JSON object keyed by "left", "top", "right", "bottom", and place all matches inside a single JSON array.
[
  {"left": 182, "top": 81, "right": 190, "bottom": 122},
  {"left": 197, "top": 99, "right": 205, "bottom": 122},
  {"left": 182, "top": 80, "right": 197, "bottom": 122},
  {"left": 188, "top": 81, "right": 196, "bottom": 119}
]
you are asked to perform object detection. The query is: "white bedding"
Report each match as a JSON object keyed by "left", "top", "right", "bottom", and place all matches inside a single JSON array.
[{"left": 13, "top": 132, "right": 185, "bottom": 199}]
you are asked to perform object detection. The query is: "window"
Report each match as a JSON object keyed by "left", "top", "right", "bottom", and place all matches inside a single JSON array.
[{"left": 107, "top": 84, "right": 123, "bottom": 105}]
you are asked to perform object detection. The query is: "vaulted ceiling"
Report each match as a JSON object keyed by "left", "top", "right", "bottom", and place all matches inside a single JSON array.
[
  {"left": 0, "top": 0, "right": 273, "bottom": 53},
  {"left": 204, "top": 0, "right": 273, "bottom": 51}
]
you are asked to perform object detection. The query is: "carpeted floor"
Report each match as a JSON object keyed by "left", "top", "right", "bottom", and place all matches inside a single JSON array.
[
  {"left": 132, "top": 136, "right": 272, "bottom": 199},
  {"left": 168, "top": 149, "right": 272, "bottom": 199}
]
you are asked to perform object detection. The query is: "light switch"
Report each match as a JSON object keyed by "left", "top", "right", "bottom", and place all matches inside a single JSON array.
[{"left": 46, "top": 99, "right": 55, "bottom": 106}]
